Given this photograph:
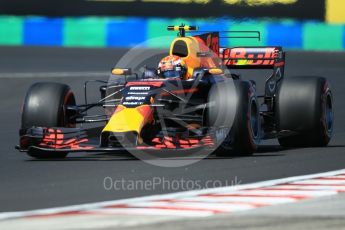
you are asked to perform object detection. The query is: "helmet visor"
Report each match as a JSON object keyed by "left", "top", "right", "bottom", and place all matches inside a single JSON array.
[{"left": 162, "top": 70, "right": 181, "bottom": 79}]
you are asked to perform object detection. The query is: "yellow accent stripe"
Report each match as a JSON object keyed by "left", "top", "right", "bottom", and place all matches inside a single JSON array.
[{"left": 326, "top": 0, "right": 345, "bottom": 23}]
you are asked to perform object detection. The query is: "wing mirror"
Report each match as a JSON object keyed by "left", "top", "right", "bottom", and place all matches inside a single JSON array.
[{"left": 111, "top": 68, "right": 132, "bottom": 76}]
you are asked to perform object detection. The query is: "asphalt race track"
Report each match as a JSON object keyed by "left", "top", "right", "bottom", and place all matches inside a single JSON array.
[{"left": 0, "top": 46, "right": 345, "bottom": 212}]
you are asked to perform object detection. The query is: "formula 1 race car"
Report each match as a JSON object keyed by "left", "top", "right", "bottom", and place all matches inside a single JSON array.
[{"left": 17, "top": 25, "right": 334, "bottom": 159}]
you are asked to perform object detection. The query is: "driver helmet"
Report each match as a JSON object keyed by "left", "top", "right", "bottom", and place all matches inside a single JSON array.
[{"left": 157, "top": 55, "right": 187, "bottom": 79}]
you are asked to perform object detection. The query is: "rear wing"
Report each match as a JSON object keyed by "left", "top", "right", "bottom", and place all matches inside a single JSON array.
[
  {"left": 221, "top": 47, "right": 286, "bottom": 97},
  {"left": 221, "top": 47, "right": 285, "bottom": 70}
]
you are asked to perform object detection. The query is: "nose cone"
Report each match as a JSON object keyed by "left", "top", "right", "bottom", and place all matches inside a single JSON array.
[
  {"left": 103, "top": 131, "right": 140, "bottom": 148},
  {"left": 102, "top": 104, "right": 153, "bottom": 137}
]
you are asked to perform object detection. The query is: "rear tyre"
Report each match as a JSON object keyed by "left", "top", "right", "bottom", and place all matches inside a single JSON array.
[
  {"left": 21, "top": 82, "right": 76, "bottom": 159},
  {"left": 277, "top": 77, "right": 333, "bottom": 148},
  {"left": 211, "top": 81, "right": 260, "bottom": 156}
]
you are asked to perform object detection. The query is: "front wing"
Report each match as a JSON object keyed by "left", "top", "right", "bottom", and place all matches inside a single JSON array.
[{"left": 17, "top": 127, "right": 216, "bottom": 154}]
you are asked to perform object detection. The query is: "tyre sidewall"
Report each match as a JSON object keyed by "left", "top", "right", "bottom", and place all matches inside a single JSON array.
[
  {"left": 277, "top": 76, "right": 333, "bottom": 147},
  {"left": 22, "top": 82, "right": 75, "bottom": 129}
]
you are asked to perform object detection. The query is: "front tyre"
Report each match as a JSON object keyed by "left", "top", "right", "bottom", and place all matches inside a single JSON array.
[
  {"left": 21, "top": 82, "right": 76, "bottom": 159},
  {"left": 230, "top": 81, "right": 261, "bottom": 155}
]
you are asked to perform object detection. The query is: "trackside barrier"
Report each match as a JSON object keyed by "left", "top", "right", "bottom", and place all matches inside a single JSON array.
[{"left": 0, "top": 16, "right": 344, "bottom": 51}]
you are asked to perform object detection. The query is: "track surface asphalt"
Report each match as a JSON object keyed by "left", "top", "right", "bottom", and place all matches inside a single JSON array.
[{"left": 0, "top": 46, "right": 344, "bottom": 212}]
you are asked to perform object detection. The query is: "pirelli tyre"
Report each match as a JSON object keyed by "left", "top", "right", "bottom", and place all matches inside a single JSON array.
[
  {"left": 21, "top": 82, "right": 76, "bottom": 159},
  {"left": 277, "top": 76, "right": 333, "bottom": 147},
  {"left": 209, "top": 81, "right": 261, "bottom": 156}
]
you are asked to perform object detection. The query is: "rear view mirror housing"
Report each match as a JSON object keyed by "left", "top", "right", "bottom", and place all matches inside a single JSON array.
[{"left": 111, "top": 68, "right": 132, "bottom": 76}]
